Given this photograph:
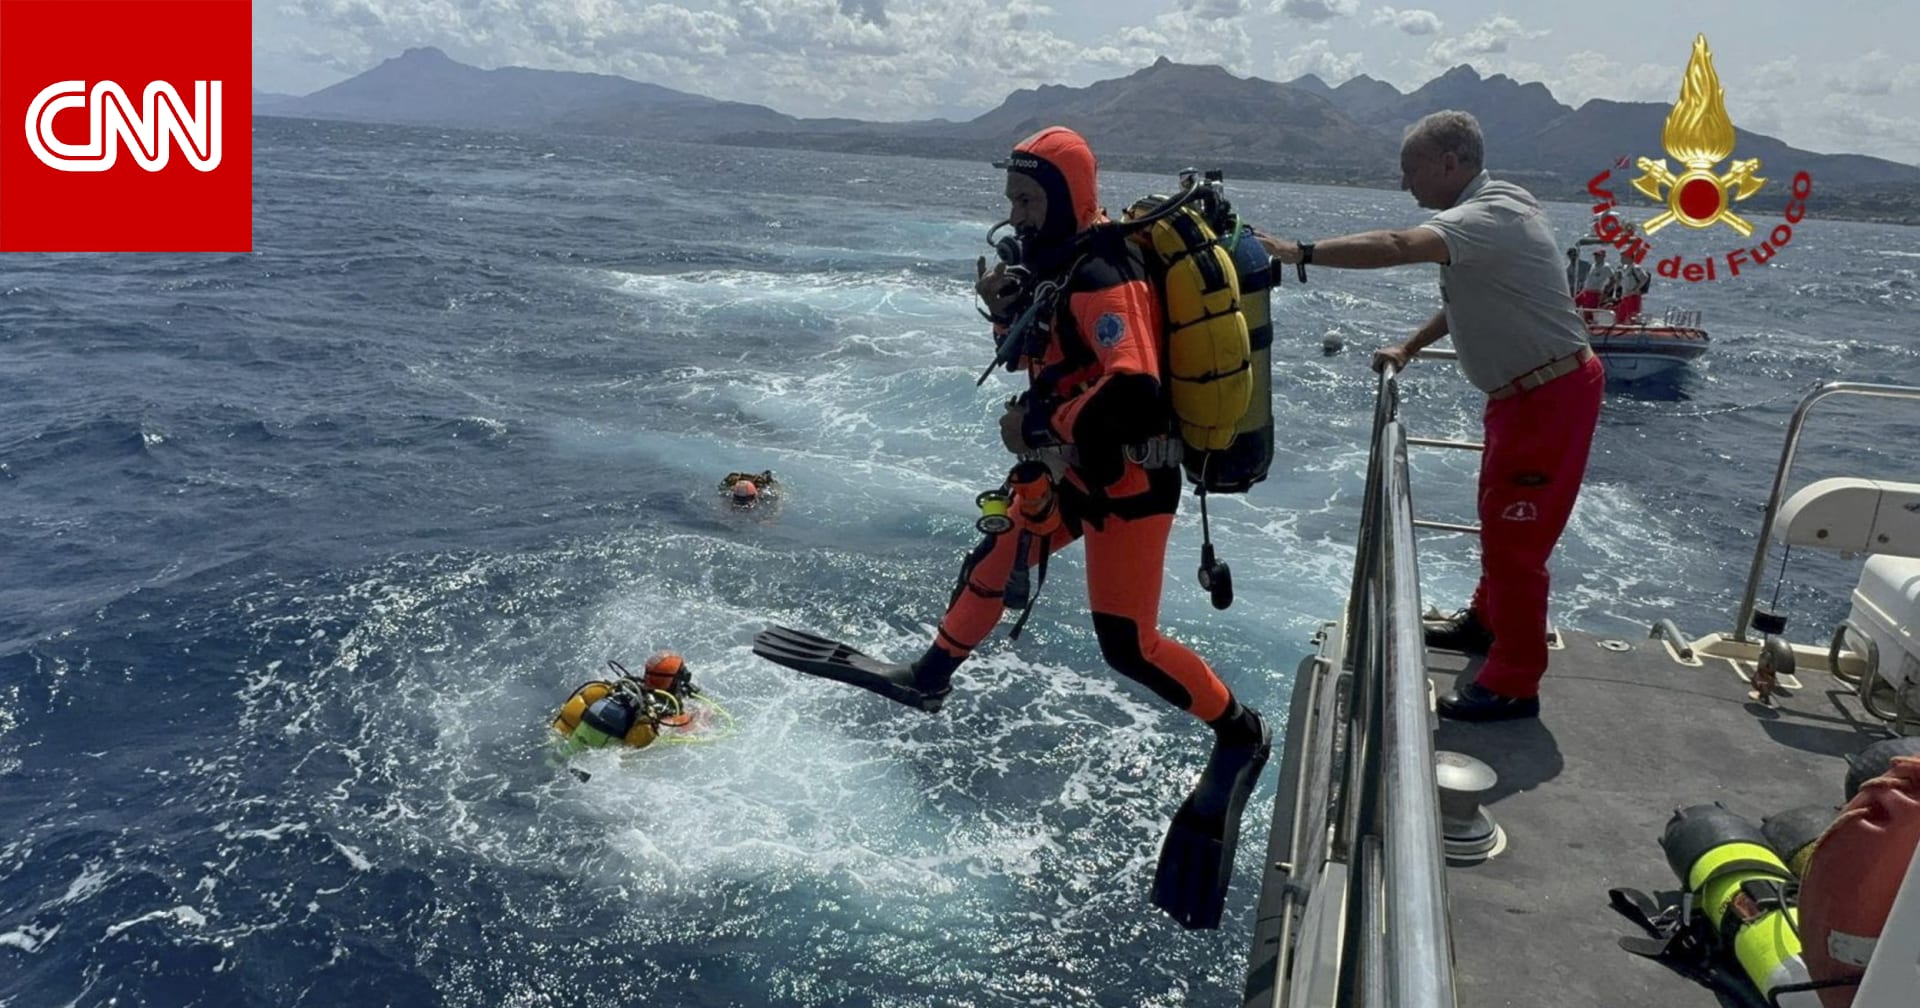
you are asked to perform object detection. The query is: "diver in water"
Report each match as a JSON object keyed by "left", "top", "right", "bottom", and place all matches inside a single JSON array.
[
  {"left": 720, "top": 470, "right": 777, "bottom": 508},
  {"left": 753, "top": 126, "right": 1270, "bottom": 931},
  {"left": 552, "top": 651, "right": 704, "bottom": 750}
]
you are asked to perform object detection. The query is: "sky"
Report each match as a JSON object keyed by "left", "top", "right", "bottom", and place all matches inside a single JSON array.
[{"left": 254, "top": 0, "right": 1920, "bottom": 165}]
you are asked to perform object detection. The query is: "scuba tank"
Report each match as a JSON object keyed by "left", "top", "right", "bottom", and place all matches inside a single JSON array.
[
  {"left": 1120, "top": 182, "right": 1252, "bottom": 461},
  {"left": 550, "top": 659, "right": 732, "bottom": 770},
  {"left": 1200, "top": 223, "right": 1275, "bottom": 493},
  {"left": 1120, "top": 173, "right": 1283, "bottom": 609},
  {"left": 1659, "top": 804, "right": 1820, "bottom": 1007},
  {"left": 553, "top": 667, "right": 671, "bottom": 750},
  {"left": 569, "top": 692, "right": 659, "bottom": 750}
]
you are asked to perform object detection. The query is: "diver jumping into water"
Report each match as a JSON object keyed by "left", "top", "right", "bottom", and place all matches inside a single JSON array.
[{"left": 754, "top": 126, "right": 1270, "bottom": 931}]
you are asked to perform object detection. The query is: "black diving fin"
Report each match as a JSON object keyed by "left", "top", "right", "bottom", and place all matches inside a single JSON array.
[
  {"left": 1150, "top": 714, "right": 1273, "bottom": 930},
  {"left": 752, "top": 625, "right": 950, "bottom": 713}
]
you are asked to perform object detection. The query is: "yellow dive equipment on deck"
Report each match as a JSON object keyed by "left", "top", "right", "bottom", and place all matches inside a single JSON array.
[{"left": 1663, "top": 805, "right": 1815, "bottom": 1005}]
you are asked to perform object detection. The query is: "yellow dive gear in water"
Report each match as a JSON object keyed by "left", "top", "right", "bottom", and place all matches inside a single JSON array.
[
  {"left": 550, "top": 659, "right": 735, "bottom": 758},
  {"left": 553, "top": 680, "right": 661, "bottom": 748}
]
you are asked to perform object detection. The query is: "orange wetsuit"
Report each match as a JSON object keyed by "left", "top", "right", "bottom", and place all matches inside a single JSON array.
[{"left": 920, "top": 127, "right": 1240, "bottom": 724}]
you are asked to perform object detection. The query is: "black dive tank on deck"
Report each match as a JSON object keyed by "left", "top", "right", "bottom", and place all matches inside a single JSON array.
[{"left": 1184, "top": 224, "right": 1275, "bottom": 494}]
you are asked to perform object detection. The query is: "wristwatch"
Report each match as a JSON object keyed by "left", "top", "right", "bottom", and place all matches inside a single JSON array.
[{"left": 1299, "top": 241, "right": 1315, "bottom": 265}]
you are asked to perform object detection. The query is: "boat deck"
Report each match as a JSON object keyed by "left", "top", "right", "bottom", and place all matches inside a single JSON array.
[{"left": 1426, "top": 627, "right": 1888, "bottom": 1008}]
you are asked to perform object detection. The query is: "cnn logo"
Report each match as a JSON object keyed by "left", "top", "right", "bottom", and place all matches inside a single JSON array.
[
  {"left": 3, "top": 0, "right": 248, "bottom": 251},
  {"left": 26, "top": 79, "right": 221, "bottom": 172}
]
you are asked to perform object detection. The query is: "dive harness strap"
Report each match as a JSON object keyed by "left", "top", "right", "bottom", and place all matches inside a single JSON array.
[
  {"left": 1608, "top": 888, "right": 1766, "bottom": 1006},
  {"left": 1020, "top": 437, "right": 1182, "bottom": 472},
  {"left": 1004, "top": 529, "right": 1047, "bottom": 641},
  {"left": 978, "top": 272, "right": 1070, "bottom": 387}
]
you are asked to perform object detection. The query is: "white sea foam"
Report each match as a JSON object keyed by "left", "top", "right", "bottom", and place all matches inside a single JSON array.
[
  {"left": 103, "top": 905, "right": 207, "bottom": 939},
  {"left": 56, "top": 861, "right": 114, "bottom": 906},
  {"left": 0, "top": 923, "right": 57, "bottom": 953}
]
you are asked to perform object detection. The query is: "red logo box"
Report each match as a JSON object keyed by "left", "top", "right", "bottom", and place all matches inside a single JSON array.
[{"left": 0, "top": 0, "right": 251, "bottom": 252}]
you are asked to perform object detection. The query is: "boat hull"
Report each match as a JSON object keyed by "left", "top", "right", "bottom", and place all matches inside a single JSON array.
[{"left": 1586, "top": 322, "right": 1710, "bottom": 381}]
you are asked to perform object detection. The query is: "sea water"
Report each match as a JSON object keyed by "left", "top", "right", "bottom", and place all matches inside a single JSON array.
[{"left": 0, "top": 116, "right": 1915, "bottom": 1007}]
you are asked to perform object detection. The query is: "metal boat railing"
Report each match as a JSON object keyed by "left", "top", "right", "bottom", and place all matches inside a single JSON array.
[
  {"left": 1730, "top": 382, "right": 1920, "bottom": 643},
  {"left": 1660, "top": 307, "right": 1702, "bottom": 329},
  {"left": 1265, "top": 356, "right": 1456, "bottom": 1007}
]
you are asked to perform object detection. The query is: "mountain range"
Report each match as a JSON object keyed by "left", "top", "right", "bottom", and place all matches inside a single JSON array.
[{"left": 259, "top": 48, "right": 1920, "bottom": 223}]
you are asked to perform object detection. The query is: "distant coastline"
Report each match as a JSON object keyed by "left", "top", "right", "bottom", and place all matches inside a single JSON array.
[
  {"left": 252, "top": 49, "right": 1920, "bottom": 228},
  {"left": 257, "top": 112, "right": 1920, "bottom": 229}
]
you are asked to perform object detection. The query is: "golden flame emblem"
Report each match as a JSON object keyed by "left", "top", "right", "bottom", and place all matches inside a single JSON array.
[{"left": 1630, "top": 34, "right": 1766, "bottom": 236}]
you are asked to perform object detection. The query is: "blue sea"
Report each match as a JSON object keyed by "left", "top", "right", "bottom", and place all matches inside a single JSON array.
[{"left": 2, "top": 116, "right": 1915, "bottom": 1008}]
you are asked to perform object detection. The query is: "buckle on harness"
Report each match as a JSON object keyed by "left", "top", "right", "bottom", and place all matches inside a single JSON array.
[
  {"left": 1124, "top": 437, "right": 1183, "bottom": 469},
  {"left": 1021, "top": 444, "right": 1078, "bottom": 473}
]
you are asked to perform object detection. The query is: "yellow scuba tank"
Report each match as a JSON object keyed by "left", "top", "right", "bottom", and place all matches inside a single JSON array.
[
  {"left": 1119, "top": 173, "right": 1275, "bottom": 612},
  {"left": 553, "top": 681, "right": 659, "bottom": 750},
  {"left": 1123, "top": 196, "right": 1251, "bottom": 456},
  {"left": 1661, "top": 804, "right": 1820, "bottom": 1006},
  {"left": 1207, "top": 223, "right": 1275, "bottom": 492},
  {"left": 553, "top": 680, "right": 614, "bottom": 735}
]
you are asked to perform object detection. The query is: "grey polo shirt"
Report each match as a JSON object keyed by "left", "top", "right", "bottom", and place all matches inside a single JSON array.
[{"left": 1420, "top": 171, "right": 1592, "bottom": 393}]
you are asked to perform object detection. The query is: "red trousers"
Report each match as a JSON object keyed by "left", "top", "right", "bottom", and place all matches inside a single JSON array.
[
  {"left": 1612, "top": 294, "right": 1643, "bottom": 323},
  {"left": 930, "top": 507, "right": 1231, "bottom": 721},
  {"left": 1573, "top": 289, "right": 1605, "bottom": 324},
  {"left": 1470, "top": 355, "right": 1605, "bottom": 697}
]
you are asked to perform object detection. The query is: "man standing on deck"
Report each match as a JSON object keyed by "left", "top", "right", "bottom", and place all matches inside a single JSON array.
[
  {"left": 1577, "top": 248, "right": 1612, "bottom": 322},
  {"left": 1613, "top": 257, "right": 1651, "bottom": 323},
  {"left": 1254, "top": 110, "right": 1604, "bottom": 721},
  {"left": 1565, "top": 246, "right": 1588, "bottom": 295}
]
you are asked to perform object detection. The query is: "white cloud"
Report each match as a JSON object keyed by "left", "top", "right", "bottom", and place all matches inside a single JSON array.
[
  {"left": 1512, "top": 50, "right": 1672, "bottom": 105},
  {"left": 1273, "top": 0, "right": 1359, "bottom": 23},
  {"left": 1823, "top": 51, "right": 1920, "bottom": 97},
  {"left": 1119, "top": 8, "right": 1254, "bottom": 73},
  {"left": 282, "top": 0, "right": 1184, "bottom": 120},
  {"left": 1425, "top": 15, "right": 1546, "bottom": 66},
  {"left": 1371, "top": 6, "right": 1439, "bottom": 36},
  {"left": 1181, "top": 0, "right": 1251, "bottom": 20},
  {"left": 1787, "top": 93, "right": 1920, "bottom": 163},
  {"left": 1275, "top": 38, "right": 1363, "bottom": 82},
  {"left": 1746, "top": 56, "right": 1800, "bottom": 90},
  {"left": 838, "top": 0, "right": 887, "bottom": 27}
]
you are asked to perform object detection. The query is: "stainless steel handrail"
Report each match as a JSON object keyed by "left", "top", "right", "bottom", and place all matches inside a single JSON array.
[
  {"left": 1332, "top": 363, "right": 1458, "bottom": 1006},
  {"left": 1263, "top": 359, "right": 1460, "bottom": 1008},
  {"left": 1380, "top": 420, "right": 1456, "bottom": 1007},
  {"left": 1412, "top": 519, "right": 1479, "bottom": 535},
  {"left": 1406, "top": 437, "right": 1484, "bottom": 452},
  {"left": 1731, "top": 382, "right": 1920, "bottom": 642}
]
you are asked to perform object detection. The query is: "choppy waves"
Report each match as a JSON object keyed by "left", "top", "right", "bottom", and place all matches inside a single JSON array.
[{"left": 2, "top": 117, "right": 1915, "bottom": 1007}]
